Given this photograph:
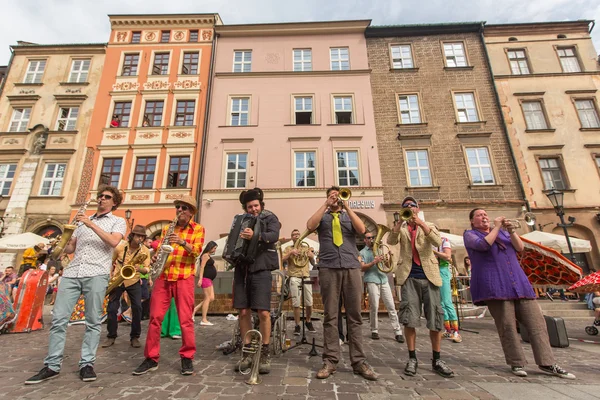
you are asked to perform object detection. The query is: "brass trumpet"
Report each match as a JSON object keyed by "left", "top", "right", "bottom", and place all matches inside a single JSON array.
[
  {"left": 400, "top": 208, "right": 414, "bottom": 221},
  {"left": 337, "top": 187, "right": 352, "bottom": 206}
]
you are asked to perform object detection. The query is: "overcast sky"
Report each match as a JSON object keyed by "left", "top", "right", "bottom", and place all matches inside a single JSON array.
[{"left": 1, "top": 0, "right": 599, "bottom": 65}]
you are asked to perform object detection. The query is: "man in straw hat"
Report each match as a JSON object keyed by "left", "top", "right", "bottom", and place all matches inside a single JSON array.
[
  {"left": 103, "top": 224, "right": 151, "bottom": 349},
  {"left": 133, "top": 195, "right": 205, "bottom": 376}
]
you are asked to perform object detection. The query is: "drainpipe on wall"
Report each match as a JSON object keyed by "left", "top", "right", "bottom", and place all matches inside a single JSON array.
[
  {"left": 195, "top": 29, "right": 219, "bottom": 223},
  {"left": 0, "top": 47, "right": 15, "bottom": 98},
  {"left": 479, "top": 24, "right": 536, "bottom": 230}
]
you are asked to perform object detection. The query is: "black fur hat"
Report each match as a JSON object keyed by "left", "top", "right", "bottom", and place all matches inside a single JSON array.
[{"left": 239, "top": 187, "right": 264, "bottom": 205}]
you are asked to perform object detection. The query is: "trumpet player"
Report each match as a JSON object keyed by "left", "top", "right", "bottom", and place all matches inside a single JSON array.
[
  {"left": 25, "top": 185, "right": 127, "bottom": 385},
  {"left": 133, "top": 196, "right": 205, "bottom": 376},
  {"left": 103, "top": 225, "right": 150, "bottom": 349},
  {"left": 386, "top": 196, "right": 454, "bottom": 378}
]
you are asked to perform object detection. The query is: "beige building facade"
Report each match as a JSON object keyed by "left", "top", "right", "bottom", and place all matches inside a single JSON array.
[
  {"left": 485, "top": 21, "right": 600, "bottom": 272},
  {"left": 0, "top": 42, "right": 105, "bottom": 268}
]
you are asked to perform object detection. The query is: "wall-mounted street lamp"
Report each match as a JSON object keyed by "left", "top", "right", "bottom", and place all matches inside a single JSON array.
[{"left": 125, "top": 209, "right": 134, "bottom": 232}]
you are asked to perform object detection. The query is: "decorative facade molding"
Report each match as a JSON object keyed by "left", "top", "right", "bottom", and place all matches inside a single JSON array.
[
  {"left": 173, "top": 80, "right": 201, "bottom": 90},
  {"left": 112, "top": 81, "right": 140, "bottom": 91},
  {"left": 143, "top": 81, "right": 171, "bottom": 91}
]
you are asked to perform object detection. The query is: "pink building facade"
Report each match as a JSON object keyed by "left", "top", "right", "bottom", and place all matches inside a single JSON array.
[{"left": 200, "top": 21, "right": 386, "bottom": 242}]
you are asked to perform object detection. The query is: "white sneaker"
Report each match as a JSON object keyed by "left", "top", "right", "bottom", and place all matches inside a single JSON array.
[
  {"left": 172, "top": 335, "right": 182, "bottom": 340},
  {"left": 339, "top": 338, "right": 344, "bottom": 346},
  {"left": 539, "top": 364, "right": 576, "bottom": 380},
  {"left": 511, "top": 366, "right": 527, "bottom": 377},
  {"left": 200, "top": 321, "right": 214, "bottom": 326},
  {"left": 192, "top": 315, "right": 195, "bottom": 322}
]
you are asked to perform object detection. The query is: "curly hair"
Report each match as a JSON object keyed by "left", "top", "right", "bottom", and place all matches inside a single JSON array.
[{"left": 97, "top": 185, "right": 123, "bottom": 211}]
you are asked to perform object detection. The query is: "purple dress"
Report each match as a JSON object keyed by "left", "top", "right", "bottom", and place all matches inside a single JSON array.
[{"left": 463, "top": 229, "right": 536, "bottom": 306}]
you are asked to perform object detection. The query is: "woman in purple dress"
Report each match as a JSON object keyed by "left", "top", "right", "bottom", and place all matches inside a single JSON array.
[{"left": 463, "top": 208, "right": 575, "bottom": 379}]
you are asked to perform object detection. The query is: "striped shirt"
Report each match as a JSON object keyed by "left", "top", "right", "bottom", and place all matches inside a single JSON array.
[{"left": 160, "top": 220, "right": 205, "bottom": 281}]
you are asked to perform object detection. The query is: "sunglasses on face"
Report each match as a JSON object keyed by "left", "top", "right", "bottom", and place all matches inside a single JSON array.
[
  {"left": 175, "top": 204, "right": 190, "bottom": 211},
  {"left": 403, "top": 203, "right": 418, "bottom": 208},
  {"left": 97, "top": 194, "right": 113, "bottom": 200},
  {"left": 365, "top": 237, "right": 374, "bottom": 240}
]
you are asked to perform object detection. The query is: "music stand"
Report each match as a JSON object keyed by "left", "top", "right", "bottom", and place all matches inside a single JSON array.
[
  {"left": 454, "top": 276, "right": 479, "bottom": 334},
  {"left": 286, "top": 276, "right": 323, "bottom": 356}
]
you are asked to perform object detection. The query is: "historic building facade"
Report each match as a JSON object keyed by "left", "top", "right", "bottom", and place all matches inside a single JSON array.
[
  {"left": 199, "top": 20, "right": 386, "bottom": 241},
  {"left": 76, "top": 14, "right": 221, "bottom": 237},
  {"left": 365, "top": 23, "right": 526, "bottom": 264},
  {"left": 0, "top": 42, "right": 105, "bottom": 267},
  {"left": 485, "top": 21, "right": 600, "bottom": 272}
]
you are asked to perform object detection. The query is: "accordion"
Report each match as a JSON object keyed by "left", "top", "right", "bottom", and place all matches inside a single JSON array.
[{"left": 223, "top": 213, "right": 260, "bottom": 266}]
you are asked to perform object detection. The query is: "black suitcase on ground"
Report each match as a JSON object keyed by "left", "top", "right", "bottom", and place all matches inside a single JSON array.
[{"left": 520, "top": 315, "right": 569, "bottom": 348}]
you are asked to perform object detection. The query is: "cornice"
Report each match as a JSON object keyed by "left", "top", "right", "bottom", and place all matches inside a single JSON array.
[
  {"left": 11, "top": 44, "right": 106, "bottom": 56},
  {"left": 216, "top": 69, "right": 371, "bottom": 78},
  {"left": 216, "top": 20, "right": 370, "bottom": 37},
  {"left": 484, "top": 21, "right": 593, "bottom": 37},
  {"left": 109, "top": 14, "right": 220, "bottom": 29}
]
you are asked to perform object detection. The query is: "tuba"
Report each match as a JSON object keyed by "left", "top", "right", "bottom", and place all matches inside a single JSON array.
[
  {"left": 238, "top": 329, "right": 263, "bottom": 385},
  {"left": 372, "top": 224, "right": 394, "bottom": 273},
  {"left": 290, "top": 229, "right": 313, "bottom": 267},
  {"left": 51, "top": 198, "right": 97, "bottom": 263},
  {"left": 149, "top": 214, "right": 179, "bottom": 281}
]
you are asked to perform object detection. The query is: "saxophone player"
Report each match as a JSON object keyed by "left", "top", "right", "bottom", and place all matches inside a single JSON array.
[
  {"left": 103, "top": 225, "right": 150, "bottom": 349},
  {"left": 25, "top": 185, "right": 126, "bottom": 385},
  {"left": 133, "top": 196, "right": 205, "bottom": 376}
]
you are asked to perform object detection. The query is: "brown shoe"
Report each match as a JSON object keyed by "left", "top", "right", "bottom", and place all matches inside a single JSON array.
[
  {"left": 316, "top": 363, "right": 336, "bottom": 379},
  {"left": 131, "top": 338, "right": 141, "bottom": 348},
  {"left": 102, "top": 338, "right": 115, "bottom": 348},
  {"left": 353, "top": 362, "right": 378, "bottom": 381}
]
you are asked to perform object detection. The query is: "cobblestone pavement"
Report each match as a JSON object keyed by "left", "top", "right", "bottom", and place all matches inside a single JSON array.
[{"left": 2, "top": 307, "right": 600, "bottom": 400}]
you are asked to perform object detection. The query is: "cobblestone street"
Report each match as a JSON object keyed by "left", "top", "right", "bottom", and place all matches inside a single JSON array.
[{"left": 2, "top": 306, "right": 600, "bottom": 400}]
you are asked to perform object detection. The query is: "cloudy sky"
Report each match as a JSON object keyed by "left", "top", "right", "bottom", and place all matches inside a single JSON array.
[{"left": 1, "top": 0, "right": 599, "bottom": 65}]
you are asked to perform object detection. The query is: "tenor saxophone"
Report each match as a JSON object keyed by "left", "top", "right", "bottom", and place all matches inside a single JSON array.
[
  {"left": 51, "top": 198, "right": 98, "bottom": 263},
  {"left": 149, "top": 214, "right": 179, "bottom": 281}
]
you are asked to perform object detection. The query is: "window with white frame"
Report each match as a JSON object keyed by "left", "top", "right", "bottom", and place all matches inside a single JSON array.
[
  {"left": 133, "top": 157, "right": 156, "bottom": 189},
  {"left": 557, "top": 47, "right": 581, "bottom": 72},
  {"left": 233, "top": 51, "right": 252, "bottom": 73},
  {"left": 9, "top": 108, "right": 31, "bottom": 132},
  {"left": 55, "top": 107, "right": 79, "bottom": 131},
  {"left": 40, "top": 163, "right": 66, "bottom": 196},
  {"left": 0, "top": 164, "right": 17, "bottom": 196},
  {"left": 333, "top": 96, "right": 353, "bottom": 124},
  {"left": 337, "top": 151, "right": 359, "bottom": 186},
  {"left": 293, "top": 49, "right": 312, "bottom": 71},
  {"left": 294, "top": 151, "right": 316, "bottom": 187},
  {"left": 24, "top": 60, "right": 46, "bottom": 83},
  {"left": 68, "top": 59, "right": 90, "bottom": 83},
  {"left": 225, "top": 153, "right": 247, "bottom": 188},
  {"left": 398, "top": 94, "right": 421, "bottom": 124},
  {"left": 330, "top": 48, "right": 350, "bottom": 71},
  {"left": 230, "top": 97, "right": 249, "bottom": 126},
  {"left": 507, "top": 50, "right": 530, "bottom": 75},
  {"left": 406, "top": 150, "right": 432, "bottom": 186},
  {"left": 522, "top": 101, "right": 548, "bottom": 130},
  {"left": 390, "top": 45, "right": 414, "bottom": 69},
  {"left": 294, "top": 96, "right": 313, "bottom": 124},
  {"left": 152, "top": 53, "right": 170, "bottom": 75},
  {"left": 575, "top": 99, "right": 600, "bottom": 128},
  {"left": 466, "top": 147, "right": 495, "bottom": 185},
  {"left": 538, "top": 158, "right": 567, "bottom": 190},
  {"left": 454, "top": 92, "right": 479, "bottom": 122},
  {"left": 444, "top": 43, "right": 467, "bottom": 67}
]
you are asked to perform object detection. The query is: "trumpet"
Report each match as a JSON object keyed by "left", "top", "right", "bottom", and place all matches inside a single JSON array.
[
  {"left": 337, "top": 188, "right": 352, "bottom": 206},
  {"left": 399, "top": 208, "right": 414, "bottom": 221}
]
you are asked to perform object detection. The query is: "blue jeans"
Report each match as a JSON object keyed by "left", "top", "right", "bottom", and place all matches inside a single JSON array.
[{"left": 44, "top": 275, "right": 109, "bottom": 371}]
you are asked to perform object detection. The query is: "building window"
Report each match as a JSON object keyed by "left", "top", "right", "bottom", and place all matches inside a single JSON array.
[
  {"left": 398, "top": 94, "right": 421, "bottom": 124},
  {"left": 167, "top": 156, "right": 190, "bottom": 188},
  {"left": 233, "top": 50, "right": 252, "bottom": 73},
  {"left": 0, "top": 164, "right": 17, "bottom": 196},
  {"left": 538, "top": 158, "right": 566, "bottom": 190},
  {"left": 225, "top": 153, "right": 247, "bottom": 188},
  {"left": 131, "top": 31, "right": 141, "bottom": 43},
  {"left": 454, "top": 92, "right": 479, "bottom": 122},
  {"left": 55, "top": 107, "right": 79, "bottom": 131},
  {"left": 575, "top": 99, "right": 600, "bottom": 128},
  {"left": 161, "top": 30, "right": 170, "bottom": 43},
  {"left": 390, "top": 45, "right": 414, "bottom": 69},
  {"left": 406, "top": 150, "right": 432, "bottom": 186},
  {"left": 9, "top": 108, "right": 31, "bottom": 132},
  {"left": 333, "top": 96, "right": 353, "bottom": 124},
  {"left": 112, "top": 102, "right": 132, "bottom": 127},
  {"left": 99, "top": 158, "right": 122, "bottom": 187},
  {"left": 143, "top": 101, "right": 164, "bottom": 127},
  {"left": 122, "top": 54, "right": 139, "bottom": 76},
  {"left": 466, "top": 147, "right": 495, "bottom": 185},
  {"left": 152, "top": 53, "right": 170, "bottom": 75},
  {"left": 522, "top": 101, "right": 548, "bottom": 130},
  {"left": 24, "top": 60, "right": 46, "bottom": 83},
  {"left": 507, "top": 49, "right": 530, "bottom": 75},
  {"left": 40, "top": 163, "right": 66, "bottom": 196},
  {"left": 189, "top": 30, "right": 198, "bottom": 42},
  {"left": 444, "top": 42, "right": 467, "bottom": 67},
  {"left": 293, "top": 49, "right": 312, "bottom": 71},
  {"left": 557, "top": 47, "right": 581, "bottom": 72},
  {"left": 337, "top": 151, "right": 359, "bottom": 186},
  {"left": 182, "top": 52, "right": 199, "bottom": 75},
  {"left": 230, "top": 97, "right": 249, "bottom": 126},
  {"left": 294, "top": 96, "right": 313, "bottom": 124},
  {"left": 68, "top": 59, "right": 90, "bottom": 83},
  {"left": 294, "top": 151, "right": 316, "bottom": 187},
  {"left": 330, "top": 48, "right": 350, "bottom": 71},
  {"left": 174, "top": 100, "right": 195, "bottom": 126},
  {"left": 133, "top": 157, "right": 156, "bottom": 189}
]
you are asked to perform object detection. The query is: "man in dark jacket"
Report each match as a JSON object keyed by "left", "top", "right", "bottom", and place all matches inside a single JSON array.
[{"left": 233, "top": 188, "right": 280, "bottom": 375}]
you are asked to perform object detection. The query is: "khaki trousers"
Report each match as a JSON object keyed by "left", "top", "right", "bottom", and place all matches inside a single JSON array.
[{"left": 487, "top": 299, "right": 555, "bottom": 367}]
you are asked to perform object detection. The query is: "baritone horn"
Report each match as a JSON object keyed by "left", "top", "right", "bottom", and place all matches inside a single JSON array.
[
  {"left": 238, "top": 329, "right": 263, "bottom": 385},
  {"left": 373, "top": 224, "right": 394, "bottom": 273},
  {"left": 291, "top": 229, "right": 313, "bottom": 267}
]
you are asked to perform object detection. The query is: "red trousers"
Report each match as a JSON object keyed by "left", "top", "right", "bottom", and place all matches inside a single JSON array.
[{"left": 144, "top": 275, "right": 196, "bottom": 361}]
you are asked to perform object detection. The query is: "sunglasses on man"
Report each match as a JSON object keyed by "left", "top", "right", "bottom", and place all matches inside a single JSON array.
[
  {"left": 364, "top": 236, "right": 374, "bottom": 240},
  {"left": 175, "top": 204, "right": 190, "bottom": 211},
  {"left": 402, "top": 202, "right": 418, "bottom": 208},
  {"left": 97, "top": 194, "right": 113, "bottom": 200}
]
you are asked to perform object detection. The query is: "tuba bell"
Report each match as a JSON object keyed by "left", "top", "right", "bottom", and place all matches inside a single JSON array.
[
  {"left": 238, "top": 329, "right": 263, "bottom": 385},
  {"left": 290, "top": 229, "right": 312, "bottom": 267},
  {"left": 372, "top": 224, "right": 394, "bottom": 273}
]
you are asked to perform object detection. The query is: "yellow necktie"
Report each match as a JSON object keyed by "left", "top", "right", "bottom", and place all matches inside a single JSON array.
[{"left": 331, "top": 212, "right": 343, "bottom": 247}]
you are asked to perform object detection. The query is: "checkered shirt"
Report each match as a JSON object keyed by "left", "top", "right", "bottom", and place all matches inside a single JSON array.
[{"left": 160, "top": 220, "right": 205, "bottom": 281}]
